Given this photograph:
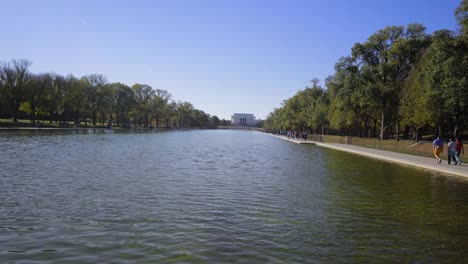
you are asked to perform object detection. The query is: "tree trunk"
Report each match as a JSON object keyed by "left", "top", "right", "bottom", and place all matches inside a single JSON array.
[
  {"left": 166, "top": 118, "right": 170, "bottom": 128},
  {"left": 396, "top": 123, "right": 400, "bottom": 141},
  {"left": 31, "top": 103, "right": 36, "bottom": 123},
  {"left": 75, "top": 110, "right": 80, "bottom": 123},
  {"left": 92, "top": 111, "right": 97, "bottom": 125},
  {"left": 11, "top": 99, "right": 18, "bottom": 122},
  {"left": 380, "top": 109, "right": 385, "bottom": 140},
  {"left": 416, "top": 127, "right": 421, "bottom": 142},
  {"left": 372, "top": 119, "right": 377, "bottom": 138},
  {"left": 358, "top": 118, "right": 362, "bottom": 138},
  {"left": 108, "top": 113, "right": 113, "bottom": 128},
  {"left": 365, "top": 118, "right": 370, "bottom": 138},
  {"left": 403, "top": 125, "right": 410, "bottom": 140}
]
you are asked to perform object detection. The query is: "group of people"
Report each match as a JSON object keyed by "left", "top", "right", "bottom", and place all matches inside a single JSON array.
[
  {"left": 433, "top": 136, "right": 464, "bottom": 165},
  {"left": 272, "top": 130, "right": 308, "bottom": 141}
]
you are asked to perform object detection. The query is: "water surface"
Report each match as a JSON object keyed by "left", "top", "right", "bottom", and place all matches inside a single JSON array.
[{"left": 1, "top": 130, "right": 468, "bottom": 263}]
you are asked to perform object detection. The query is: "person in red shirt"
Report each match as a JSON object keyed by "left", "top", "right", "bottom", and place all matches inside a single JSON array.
[{"left": 455, "top": 138, "right": 464, "bottom": 165}]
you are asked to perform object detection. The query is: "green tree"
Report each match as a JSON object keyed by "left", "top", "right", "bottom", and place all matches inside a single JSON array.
[
  {"left": 302, "top": 80, "right": 329, "bottom": 134},
  {"left": 0, "top": 59, "right": 31, "bottom": 122},
  {"left": 132, "top": 84, "right": 155, "bottom": 127},
  {"left": 263, "top": 79, "right": 329, "bottom": 133},
  {"left": 21, "top": 73, "right": 48, "bottom": 122},
  {"left": 83, "top": 74, "right": 108, "bottom": 125},
  {"left": 164, "top": 101, "right": 178, "bottom": 128},
  {"left": 175, "top": 101, "right": 194, "bottom": 128},
  {"left": 97, "top": 83, "right": 117, "bottom": 126},
  {"left": 209, "top": 115, "right": 220, "bottom": 128},
  {"left": 152, "top": 89, "right": 172, "bottom": 127},
  {"left": 67, "top": 75, "right": 87, "bottom": 123},
  {"left": 399, "top": 56, "right": 433, "bottom": 141},
  {"left": 327, "top": 57, "right": 374, "bottom": 137},
  {"left": 420, "top": 29, "right": 468, "bottom": 136},
  {"left": 352, "top": 24, "right": 428, "bottom": 139},
  {"left": 112, "top": 83, "right": 135, "bottom": 126},
  {"left": 43, "top": 73, "right": 66, "bottom": 122},
  {"left": 191, "top": 109, "right": 210, "bottom": 128},
  {"left": 456, "top": 0, "right": 468, "bottom": 36}
]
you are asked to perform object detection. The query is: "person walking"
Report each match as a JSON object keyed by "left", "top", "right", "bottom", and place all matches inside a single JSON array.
[
  {"left": 456, "top": 138, "right": 464, "bottom": 165},
  {"left": 433, "top": 135, "right": 443, "bottom": 164},
  {"left": 447, "top": 137, "right": 457, "bottom": 165}
]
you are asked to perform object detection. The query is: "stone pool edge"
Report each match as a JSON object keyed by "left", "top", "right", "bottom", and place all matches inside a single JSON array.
[{"left": 266, "top": 133, "right": 468, "bottom": 178}]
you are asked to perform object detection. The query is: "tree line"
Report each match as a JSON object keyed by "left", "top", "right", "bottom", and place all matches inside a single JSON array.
[
  {"left": 264, "top": 1, "right": 468, "bottom": 141},
  {"left": 0, "top": 61, "right": 227, "bottom": 128}
]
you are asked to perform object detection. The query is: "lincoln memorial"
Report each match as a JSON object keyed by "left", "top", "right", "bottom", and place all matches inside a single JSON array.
[{"left": 231, "top": 113, "right": 258, "bottom": 126}]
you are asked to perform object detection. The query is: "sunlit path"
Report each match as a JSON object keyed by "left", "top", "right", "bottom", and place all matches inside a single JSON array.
[{"left": 268, "top": 133, "right": 468, "bottom": 178}]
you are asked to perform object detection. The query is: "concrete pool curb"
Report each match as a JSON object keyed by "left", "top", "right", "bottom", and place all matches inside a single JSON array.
[{"left": 267, "top": 134, "right": 468, "bottom": 178}]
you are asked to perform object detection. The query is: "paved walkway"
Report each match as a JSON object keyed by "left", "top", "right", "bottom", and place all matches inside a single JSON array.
[{"left": 268, "top": 134, "right": 468, "bottom": 178}]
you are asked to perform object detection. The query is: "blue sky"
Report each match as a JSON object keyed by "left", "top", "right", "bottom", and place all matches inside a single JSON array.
[{"left": 1, "top": 0, "right": 461, "bottom": 119}]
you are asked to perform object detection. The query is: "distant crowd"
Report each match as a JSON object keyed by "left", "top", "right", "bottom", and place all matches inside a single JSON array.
[{"left": 272, "top": 130, "right": 308, "bottom": 141}]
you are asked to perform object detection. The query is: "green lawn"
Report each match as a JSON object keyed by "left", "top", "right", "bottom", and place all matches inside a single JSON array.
[
  {"left": 308, "top": 134, "right": 453, "bottom": 159},
  {"left": 0, "top": 119, "right": 108, "bottom": 128}
]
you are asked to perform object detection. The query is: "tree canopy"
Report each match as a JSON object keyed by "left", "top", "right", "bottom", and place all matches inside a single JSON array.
[
  {"left": 264, "top": 1, "right": 468, "bottom": 140},
  {"left": 0, "top": 61, "right": 219, "bottom": 129}
]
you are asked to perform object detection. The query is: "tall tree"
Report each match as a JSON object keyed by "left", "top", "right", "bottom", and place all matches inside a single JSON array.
[
  {"left": 43, "top": 73, "right": 66, "bottom": 122},
  {"left": 0, "top": 59, "right": 31, "bottom": 122},
  {"left": 112, "top": 83, "right": 135, "bottom": 126},
  {"left": 399, "top": 55, "right": 433, "bottom": 141},
  {"left": 176, "top": 101, "right": 194, "bottom": 128},
  {"left": 21, "top": 73, "right": 48, "bottom": 122},
  {"left": 62, "top": 74, "right": 83, "bottom": 123},
  {"left": 352, "top": 24, "right": 428, "bottom": 139},
  {"left": 152, "top": 89, "right": 172, "bottom": 127},
  {"left": 419, "top": 29, "right": 468, "bottom": 136},
  {"left": 327, "top": 57, "right": 373, "bottom": 137},
  {"left": 83, "top": 74, "right": 107, "bottom": 125},
  {"left": 97, "top": 83, "right": 117, "bottom": 126},
  {"left": 164, "top": 101, "right": 178, "bottom": 128},
  {"left": 456, "top": 0, "right": 468, "bottom": 36},
  {"left": 209, "top": 115, "right": 220, "bottom": 128},
  {"left": 132, "top": 84, "right": 155, "bottom": 127}
]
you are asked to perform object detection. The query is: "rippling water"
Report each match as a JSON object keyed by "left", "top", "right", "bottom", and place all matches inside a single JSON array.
[{"left": 1, "top": 129, "right": 468, "bottom": 263}]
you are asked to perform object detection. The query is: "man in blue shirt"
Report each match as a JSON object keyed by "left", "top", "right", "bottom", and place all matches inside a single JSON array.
[{"left": 433, "top": 136, "right": 443, "bottom": 164}]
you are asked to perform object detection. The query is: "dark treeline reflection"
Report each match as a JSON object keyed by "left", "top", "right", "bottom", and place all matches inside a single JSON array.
[
  {"left": 0, "top": 63, "right": 231, "bottom": 128},
  {"left": 264, "top": 1, "right": 468, "bottom": 140}
]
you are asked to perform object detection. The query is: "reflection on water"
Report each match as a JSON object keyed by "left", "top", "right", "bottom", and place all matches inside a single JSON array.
[
  {"left": 323, "top": 150, "right": 468, "bottom": 262},
  {"left": 1, "top": 130, "right": 468, "bottom": 263}
]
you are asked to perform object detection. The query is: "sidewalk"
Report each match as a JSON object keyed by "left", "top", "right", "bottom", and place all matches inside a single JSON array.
[{"left": 268, "top": 134, "right": 468, "bottom": 178}]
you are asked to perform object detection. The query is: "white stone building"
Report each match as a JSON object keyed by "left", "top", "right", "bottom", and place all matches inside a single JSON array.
[{"left": 231, "top": 113, "right": 258, "bottom": 126}]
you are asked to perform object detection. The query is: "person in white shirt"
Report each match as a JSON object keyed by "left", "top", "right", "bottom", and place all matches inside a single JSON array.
[{"left": 447, "top": 137, "right": 457, "bottom": 165}]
